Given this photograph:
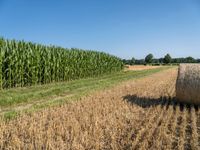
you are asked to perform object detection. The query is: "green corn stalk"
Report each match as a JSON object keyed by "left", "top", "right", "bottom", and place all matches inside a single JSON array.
[{"left": 0, "top": 38, "right": 124, "bottom": 89}]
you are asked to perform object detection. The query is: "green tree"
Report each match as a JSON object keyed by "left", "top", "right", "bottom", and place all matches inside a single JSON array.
[
  {"left": 185, "top": 56, "right": 196, "bottom": 63},
  {"left": 130, "top": 57, "right": 136, "bottom": 65},
  {"left": 145, "top": 54, "right": 153, "bottom": 64},
  {"left": 163, "top": 54, "right": 172, "bottom": 64}
]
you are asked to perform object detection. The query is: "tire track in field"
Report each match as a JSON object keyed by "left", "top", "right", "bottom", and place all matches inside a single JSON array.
[
  {"left": 183, "top": 105, "right": 192, "bottom": 150},
  {"left": 139, "top": 79, "right": 176, "bottom": 150},
  {"left": 131, "top": 99, "right": 166, "bottom": 149},
  {"left": 157, "top": 99, "right": 176, "bottom": 150},
  {"left": 196, "top": 108, "right": 200, "bottom": 147},
  {"left": 171, "top": 103, "right": 183, "bottom": 150},
  {"left": 171, "top": 104, "right": 197, "bottom": 150},
  {"left": 122, "top": 103, "right": 157, "bottom": 149},
  {"left": 178, "top": 104, "right": 188, "bottom": 150},
  {"left": 165, "top": 100, "right": 178, "bottom": 149},
  {"left": 144, "top": 99, "right": 175, "bottom": 150},
  {"left": 139, "top": 99, "right": 170, "bottom": 150},
  {"left": 190, "top": 105, "right": 199, "bottom": 149},
  {"left": 124, "top": 68, "right": 177, "bottom": 149}
]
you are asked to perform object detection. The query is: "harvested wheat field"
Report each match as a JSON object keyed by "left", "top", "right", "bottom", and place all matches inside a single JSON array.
[
  {"left": 0, "top": 68, "right": 199, "bottom": 150},
  {"left": 125, "top": 65, "right": 162, "bottom": 71}
]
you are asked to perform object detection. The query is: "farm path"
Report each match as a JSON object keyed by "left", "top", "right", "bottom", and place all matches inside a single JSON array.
[{"left": 1, "top": 68, "right": 200, "bottom": 149}]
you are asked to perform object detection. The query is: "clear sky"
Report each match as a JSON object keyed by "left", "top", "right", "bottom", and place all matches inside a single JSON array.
[{"left": 0, "top": 0, "right": 200, "bottom": 59}]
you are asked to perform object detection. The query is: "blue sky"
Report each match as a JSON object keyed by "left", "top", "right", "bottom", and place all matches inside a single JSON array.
[{"left": 0, "top": 0, "right": 200, "bottom": 59}]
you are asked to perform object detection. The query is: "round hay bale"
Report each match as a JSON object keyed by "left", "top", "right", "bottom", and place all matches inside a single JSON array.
[{"left": 176, "top": 64, "right": 200, "bottom": 105}]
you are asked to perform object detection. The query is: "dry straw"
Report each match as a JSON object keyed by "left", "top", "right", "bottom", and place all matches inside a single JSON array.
[{"left": 176, "top": 64, "right": 200, "bottom": 105}]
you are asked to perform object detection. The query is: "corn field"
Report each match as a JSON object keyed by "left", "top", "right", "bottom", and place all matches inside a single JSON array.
[{"left": 0, "top": 38, "right": 123, "bottom": 89}]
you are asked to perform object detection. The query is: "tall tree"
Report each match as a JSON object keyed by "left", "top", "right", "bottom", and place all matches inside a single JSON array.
[
  {"left": 163, "top": 54, "right": 172, "bottom": 64},
  {"left": 130, "top": 57, "right": 136, "bottom": 65},
  {"left": 145, "top": 54, "right": 153, "bottom": 64}
]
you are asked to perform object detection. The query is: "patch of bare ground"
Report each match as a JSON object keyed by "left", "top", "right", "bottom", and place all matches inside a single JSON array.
[{"left": 0, "top": 68, "right": 199, "bottom": 150}]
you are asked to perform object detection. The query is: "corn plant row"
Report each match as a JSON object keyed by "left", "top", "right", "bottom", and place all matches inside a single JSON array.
[{"left": 0, "top": 38, "right": 123, "bottom": 89}]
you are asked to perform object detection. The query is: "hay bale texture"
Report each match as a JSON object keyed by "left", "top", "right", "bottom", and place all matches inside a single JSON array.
[{"left": 176, "top": 64, "right": 200, "bottom": 105}]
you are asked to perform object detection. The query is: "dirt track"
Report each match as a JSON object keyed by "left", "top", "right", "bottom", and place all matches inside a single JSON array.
[{"left": 0, "top": 68, "right": 200, "bottom": 149}]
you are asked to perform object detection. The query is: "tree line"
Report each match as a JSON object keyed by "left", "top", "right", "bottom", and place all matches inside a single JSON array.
[{"left": 123, "top": 53, "right": 200, "bottom": 65}]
